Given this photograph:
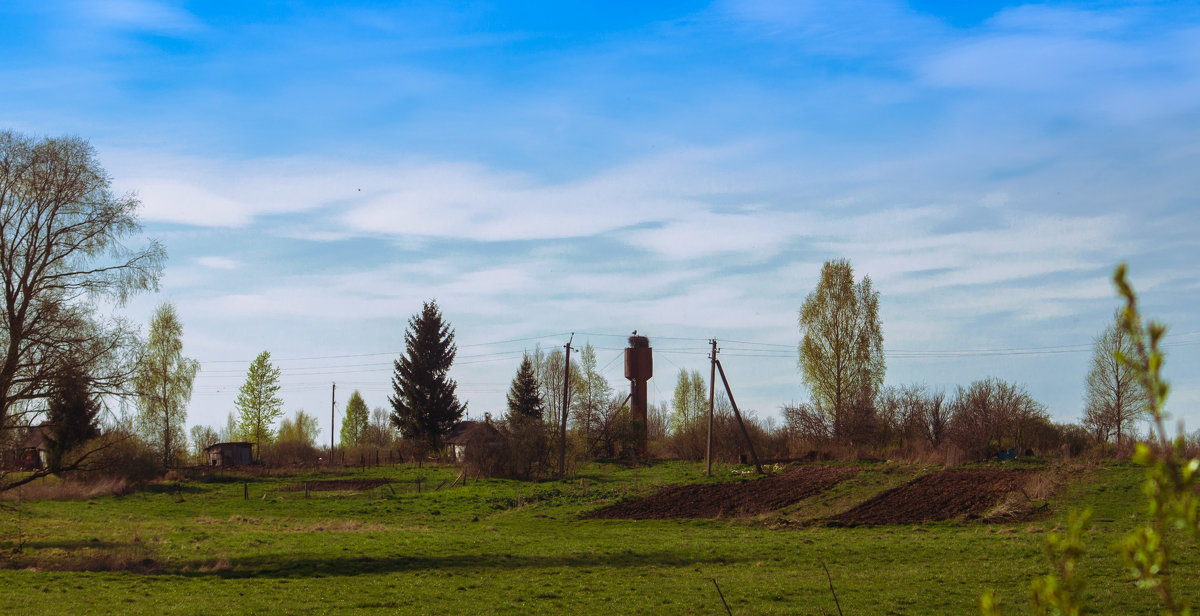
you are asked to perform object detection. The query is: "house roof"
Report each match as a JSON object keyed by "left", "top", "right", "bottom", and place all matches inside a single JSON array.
[
  {"left": 205, "top": 441, "right": 253, "bottom": 452},
  {"left": 444, "top": 421, "right": 500, "bottom": 445},
  {"left": 19, "top": 424, "right": 51, "bottom": 450}
]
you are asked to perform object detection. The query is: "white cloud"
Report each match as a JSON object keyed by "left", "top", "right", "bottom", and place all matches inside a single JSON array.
[
  {"left": 921, "top": 34, "right": 1138, "bottom": 93},
  {"left": 623, "top": 209, "right": 817, "bottom": 261},
  {"left": 197, "top": 256, "right": 240, "bottom": 270},
  {"left": 109, "top": 147, "right": 754, "bottom": 239},
  {"left": 134, "top": 178, "right": 251, "bottom": 226},
  {"left": 340, "top": 149, "right": 754, "bottom": 241}
]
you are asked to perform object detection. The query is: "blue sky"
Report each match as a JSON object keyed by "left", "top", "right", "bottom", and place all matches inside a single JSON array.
[{"left": 3, "top": 0, "right": 1199, "bottom": 440}]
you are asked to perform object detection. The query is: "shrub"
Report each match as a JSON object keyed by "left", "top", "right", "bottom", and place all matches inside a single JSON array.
[
  {"left": 265, "top": 439, "right": 321, "bottom": 466},
  {"left": 66, "top": 429, "right": 160, "bottom": 485}
]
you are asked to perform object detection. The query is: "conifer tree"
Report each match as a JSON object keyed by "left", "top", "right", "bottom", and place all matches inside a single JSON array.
[
  {"left": 389, "top": 300, "right": 465, "bottom": 450},
  {"left": 44, "top": 362, "right": 101, "bottom": 473},
  {"left": 506, "top": 355, "right": 544, "bottom": 422}
]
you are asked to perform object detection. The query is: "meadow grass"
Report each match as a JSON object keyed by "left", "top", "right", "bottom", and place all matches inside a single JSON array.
[{"left": 0, "top": 460, "right": 1189, "bottom": 615}]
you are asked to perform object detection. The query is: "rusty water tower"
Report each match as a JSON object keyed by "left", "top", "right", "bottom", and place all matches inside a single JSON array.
[{"left": 625, "top": 335, "right": 652, "bottom": 454}]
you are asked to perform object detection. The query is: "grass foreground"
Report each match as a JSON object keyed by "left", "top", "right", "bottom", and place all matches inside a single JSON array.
[{"left": 0, "top": 459, "right": 1192, "bottom": 615}]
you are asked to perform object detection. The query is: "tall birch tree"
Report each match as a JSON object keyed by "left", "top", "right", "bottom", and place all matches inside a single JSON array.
[
  {"left": 134, "top": 302, "right": 199, "bottom": 469},
  {"left": 235, "top": 351, "right": 283, "bottom": 460},
  {"left": 798, "top": 259, "right": 885, "bottom": 442}
]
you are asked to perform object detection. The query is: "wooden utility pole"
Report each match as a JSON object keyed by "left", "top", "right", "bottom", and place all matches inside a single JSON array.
[
  {"left": 715, "top": 359, "right": 763, "bottom": 475},
  {"left": 558, "top": 334, "right": 574, "bottom": 480},
  {"left": 330, "top": 382, "right": 336, "bottom": 464},
  {"left": 706, "top": 339, "right": 717, "bottom": 476}
]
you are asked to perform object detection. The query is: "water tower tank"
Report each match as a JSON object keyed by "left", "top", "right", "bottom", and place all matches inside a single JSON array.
[{"left": 625, "top": 336, "right": 652, "bottom": 381}]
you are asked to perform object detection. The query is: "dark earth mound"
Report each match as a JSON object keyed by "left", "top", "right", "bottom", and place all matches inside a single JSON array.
[
  {"left": 585, "top": 465, "right": 859, "bottom": 519},
  {"left": 280, "top": 478, "right": 392, "bottom": 492},
  {"left": 828, "top": 469, "right": 1036, "bottom": 525}
]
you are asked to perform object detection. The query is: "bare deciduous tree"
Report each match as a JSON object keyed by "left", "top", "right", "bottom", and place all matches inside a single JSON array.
[
  {"left": 782, "top": 401, "right": 831, "bottom": 447},
  {"left": 0, "top": 131, "right": 164, "bottom": 434},
  {"left": 1083, "top": 312, "right": 1147, "bottom": 446},
  {"left": 189, "top": 425, "right": 218, "bottom": 462},
  {"left": 922, "top": 388, "right": 950, "bottom": 447},
  {"left": 949, "top": 378, "right": 1047, "bottom": 458}
]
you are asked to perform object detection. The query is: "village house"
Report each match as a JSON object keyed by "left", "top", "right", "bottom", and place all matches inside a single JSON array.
[
  {"left": 6, "top": 424, "right": 51, "bottom": 471},
  {"left": 444, "top": 421, "right": 503, "bottom": 462}
]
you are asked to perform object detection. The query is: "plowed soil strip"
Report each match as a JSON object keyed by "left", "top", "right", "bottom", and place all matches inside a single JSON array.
[
  {"left": 828, "top": 469, "right": 1036, "bottom": 525},
  {"left": 280, "top": 478, "right": 392, "bottom": 492},
  {"left": 586, "top": 465, "right": 859, "bottom": 520}
]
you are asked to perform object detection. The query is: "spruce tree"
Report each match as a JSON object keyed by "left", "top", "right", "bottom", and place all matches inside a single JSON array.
[
  {"left": 389, "top": 300, "right": 465, "bottom": 450},
  {"left": 44, "top": 363, "right": 101, "bottom": 473},
  {"left": 506, "top": 355, "right": 544, "bottom": 422}
]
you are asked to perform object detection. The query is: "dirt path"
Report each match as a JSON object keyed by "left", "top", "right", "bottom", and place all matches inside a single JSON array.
[
  {"left": 585, "top": 465, "right": 859, "bottom": 519},
  {"left": 827, "top": 468, "right": 1036, "bottom": 525}
]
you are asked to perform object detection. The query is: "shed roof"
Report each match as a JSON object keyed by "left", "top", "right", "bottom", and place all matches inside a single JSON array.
[{"left": 205, "top": 441, "right": 253, "bottom": 452}]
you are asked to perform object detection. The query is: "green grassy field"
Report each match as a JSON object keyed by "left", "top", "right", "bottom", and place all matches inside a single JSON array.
[{"left": 0, "top": 460, "right": 1192, "bottom": 615}]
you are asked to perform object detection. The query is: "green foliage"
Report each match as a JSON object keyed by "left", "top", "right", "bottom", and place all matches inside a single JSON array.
[
  {"left": 1113, "top": 264, "right": 1198, "bottom": 615},
  {"left": 506, "top": 355, "right": 544, "bottom": 422},
  {"left": 981, "top": 264, "right": 1200, "bottom": 616},
  {"left": 133, "top": 302, "right": 199, "bottom": 469},
  {"left": 1027, "top": 509, "right": 1091, "bottom": 616},
  {"left": 340, "top": 391, "right": 370, "bottom": 448},
  {"left": 235, "top": 351, "right": 284, "bottom": 460},
  {"left": 279, "top": 410, "right": 321, "bottom": 447},
  {"left": 572, "top": 344, "right": 612, "bottom": 454},
  {"left": 669, "top": 369, "right": 707, "bottom": 433},
  {"left": 273, "top": 409, "right": 323, "bottom": 465},
  {"left": 389, "top": 300, "right": 465, "bottom": 450},
  {"left": 798, "top": 259, "right": 885, "bottom": 441}
]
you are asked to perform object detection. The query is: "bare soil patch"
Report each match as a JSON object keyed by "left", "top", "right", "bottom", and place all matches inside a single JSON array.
[
  {"left": 279, "top": 478, "right": 392, "bottom": 492},
  {"left": 827, "top": 468, "right": 1037, "bottom": 525},
  {"left": 585, "top": 465, "right": 859, "bottom": 519}
]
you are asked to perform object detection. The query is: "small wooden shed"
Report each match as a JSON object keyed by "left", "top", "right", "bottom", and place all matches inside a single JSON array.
[{"left": 205, "top": 442, "right": 254, "bottom": 466}]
